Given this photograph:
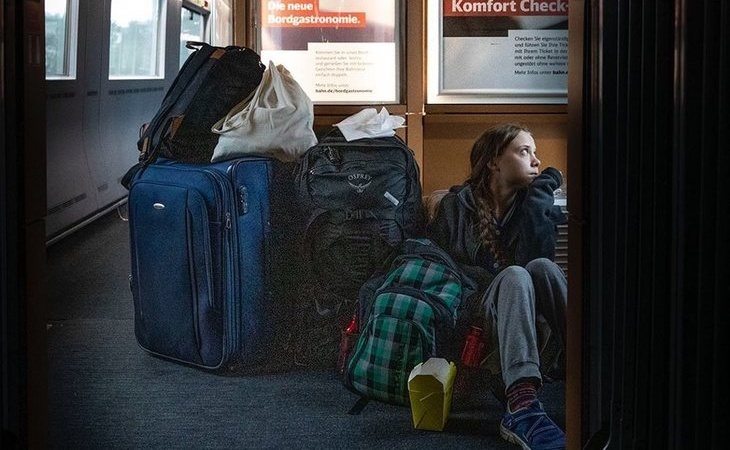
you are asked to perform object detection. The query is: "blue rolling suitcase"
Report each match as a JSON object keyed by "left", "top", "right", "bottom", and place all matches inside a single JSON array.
[{"left": 127, "top": 157, "right": 301, "bottom": 371}]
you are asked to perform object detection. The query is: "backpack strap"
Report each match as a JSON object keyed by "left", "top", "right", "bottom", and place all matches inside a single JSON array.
[
  {"left": 329, "top": 209, "right": 379, "bottom": 222},
  {"left": 347, "top": 396, "right": 370, "bottom": 415},
  {"left": 304, "top": 209, "right": 398, "bottom": 237},
  {"left": 137, "top": 43, "right": 218, "bottom": 163},
  {"left": 121, "top": 163, "right": 143, "bottom": 190}
]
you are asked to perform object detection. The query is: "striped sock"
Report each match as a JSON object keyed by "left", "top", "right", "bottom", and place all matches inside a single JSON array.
[{"left": 506, "top": 379, "right": 538, "bottom": 412}]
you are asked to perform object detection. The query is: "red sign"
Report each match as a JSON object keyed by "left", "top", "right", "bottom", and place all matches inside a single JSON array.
[{"left": 264, "top": 0, "right": 366, "bottom": 28}]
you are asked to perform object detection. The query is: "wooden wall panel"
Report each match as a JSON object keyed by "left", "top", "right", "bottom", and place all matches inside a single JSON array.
[{"left": 422, "top": 114, "right": 568, "bottom": 194}]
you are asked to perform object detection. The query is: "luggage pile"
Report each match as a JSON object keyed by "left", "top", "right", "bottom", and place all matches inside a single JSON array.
[{"left": 124, "top": 43, "right": 427, "bottom": 373}]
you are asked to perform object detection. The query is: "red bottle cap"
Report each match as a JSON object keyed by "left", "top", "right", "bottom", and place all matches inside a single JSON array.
[{"left": 345, "top": 315, "right": 358, "bottom": 334}]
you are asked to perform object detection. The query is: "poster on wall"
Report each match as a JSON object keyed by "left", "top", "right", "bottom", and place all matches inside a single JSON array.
[
  {"left": 427, "top": 0, "right": 569, "bottom": 104},
  {"left": 259, "top": 0, "right": 399, "bottom": 104}
]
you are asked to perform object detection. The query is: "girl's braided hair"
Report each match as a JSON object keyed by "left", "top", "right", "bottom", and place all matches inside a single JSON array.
[{"left": 467, "top": 123, "right": 532, "bottom": 267}]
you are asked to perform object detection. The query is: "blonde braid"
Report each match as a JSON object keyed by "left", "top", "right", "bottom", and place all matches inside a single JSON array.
[{"left": 474, "top": 188, "right": 507, "bottom": 268}]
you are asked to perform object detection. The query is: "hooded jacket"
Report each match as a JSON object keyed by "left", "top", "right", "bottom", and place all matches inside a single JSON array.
[{"left": 426, "top": 167, "right": 566, "bottom": 291}]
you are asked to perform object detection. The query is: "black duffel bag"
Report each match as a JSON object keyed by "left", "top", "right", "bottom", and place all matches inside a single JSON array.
[
  {"left": 132, "top": 42, "right": 265, "bottom": 170},
  {"left": 295, "top": 129, "right": 426, "bottom": 299}
]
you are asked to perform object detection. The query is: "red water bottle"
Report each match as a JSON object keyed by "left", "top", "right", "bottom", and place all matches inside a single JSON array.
[
  {"left": 337, "top": 314, "right": 359, "bottom": 375},
  {"left": 461, "top": 325, "right": 486, "bottom": 368},
  {"left": 454, "top": 325, "right": 487, "bottom": 402}
]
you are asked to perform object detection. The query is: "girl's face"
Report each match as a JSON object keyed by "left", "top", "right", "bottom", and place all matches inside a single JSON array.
[{"left": 489, "top": 131, "right": 540, "bottom": 188}]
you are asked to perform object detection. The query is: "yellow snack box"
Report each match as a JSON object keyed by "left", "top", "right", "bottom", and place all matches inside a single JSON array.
[{"left": 407, "top": 357, "right": 457, "bottom": 431}]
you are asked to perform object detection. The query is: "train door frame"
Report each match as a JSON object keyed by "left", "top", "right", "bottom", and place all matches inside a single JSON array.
[
  {"left": 2, "top": 0, "right": 48, "bottom": 447},
  {"left": 237, "top": 0, "right": 583, "bottom": 447},
  {"left": 566, "top": 1, "right": 584, "bottom": 447}
]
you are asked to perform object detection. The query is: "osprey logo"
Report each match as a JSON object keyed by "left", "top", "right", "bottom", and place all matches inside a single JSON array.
[{"left": 347, "top": 173, "right": 372, "bottom": 193}]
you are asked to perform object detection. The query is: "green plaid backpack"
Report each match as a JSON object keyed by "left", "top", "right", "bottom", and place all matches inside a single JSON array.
[{"left": 343, "top": 238, "right": 477, "bottom": 406}]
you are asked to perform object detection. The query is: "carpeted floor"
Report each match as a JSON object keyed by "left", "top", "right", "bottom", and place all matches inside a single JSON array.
[{"left": 46, "top": 211, "right": 565, "bottom": 449}]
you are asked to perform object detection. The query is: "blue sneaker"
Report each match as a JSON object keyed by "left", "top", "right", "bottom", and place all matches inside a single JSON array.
[{"left": 499, "top": 400, "right": 565, "bottom": 449}]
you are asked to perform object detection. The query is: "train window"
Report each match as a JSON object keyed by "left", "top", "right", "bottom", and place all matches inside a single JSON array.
[
  {"left": 109, "top": 0, "right": 166, "bottom": 79},
  {"left": 45, "top": 0, "right": 79, "bottom": 80},
  {"left": 180, "top": 7, "right": 207, "bottom": 69},
  {"left": 211, "top": 0, "right": 233, "bottom": 46}
]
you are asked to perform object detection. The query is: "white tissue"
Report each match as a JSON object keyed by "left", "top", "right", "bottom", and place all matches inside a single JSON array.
[{"left": 334, "top": 107, "right": 406, "bottom": 142}]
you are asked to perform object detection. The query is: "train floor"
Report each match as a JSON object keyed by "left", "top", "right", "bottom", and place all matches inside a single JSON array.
[{"left": 46, "top": 210, "right": 565, "bottom": 449}]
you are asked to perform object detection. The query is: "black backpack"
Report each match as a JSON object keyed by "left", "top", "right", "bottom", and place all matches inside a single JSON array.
[
  {"left": 295, "top": 129, "right": 426, "bottom": 299},
  {"left": 132, "top": 42, "right": 264, "bottom": 169}
]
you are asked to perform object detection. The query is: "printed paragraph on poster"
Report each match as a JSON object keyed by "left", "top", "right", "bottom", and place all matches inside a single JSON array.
[
  {"left": 440, "top": 29, "right": 568, "bottom": 94},
  {"left": 513, "top": 32, "right": 568, "bottom": 77},
  {"left": 313, "top": 48, "right": 373, "bottom": 93},
  {"left": 308, "top": 42, "right": 395, "bottom": 102}
]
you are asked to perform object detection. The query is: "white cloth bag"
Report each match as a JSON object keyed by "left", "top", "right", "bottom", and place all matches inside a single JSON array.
[{"left": 211, "top": 61, "right": 317, "bottom": 162}]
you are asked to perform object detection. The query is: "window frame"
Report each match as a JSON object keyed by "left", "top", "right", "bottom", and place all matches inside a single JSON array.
[
  {"left": 108, "top": 0, "right": 167, "bottom": 80},
  {"left": 179, "top": 3, "right": 210, "bottom": 69},
  {"left": 45, "top": 0, "right": 80, "bottom": 80},
  {"left": 210, "top": 0, "right": 234, "bottom": 47}
]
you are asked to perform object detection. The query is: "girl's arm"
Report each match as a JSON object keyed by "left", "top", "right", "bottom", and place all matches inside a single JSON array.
[
  {"left": 528, "top": 167, "right": 563, "bottom": 208},
  {"left": 515, "top": 167, "right": 566, "bottom": 264}
]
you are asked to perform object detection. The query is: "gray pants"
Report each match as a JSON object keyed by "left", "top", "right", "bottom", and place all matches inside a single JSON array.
[{"left": 470, "top": 258, "right": 567, "bottom": 390}]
